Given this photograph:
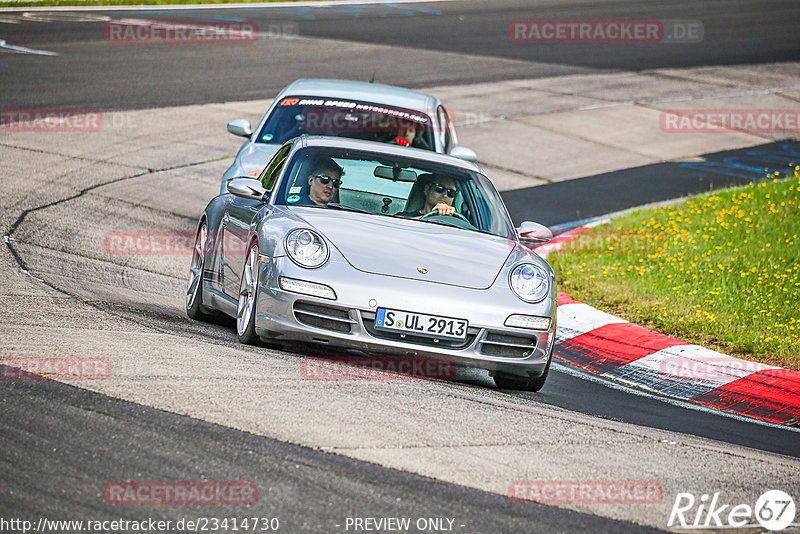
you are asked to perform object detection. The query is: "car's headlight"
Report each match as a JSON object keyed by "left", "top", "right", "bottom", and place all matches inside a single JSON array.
[
  {"left": 509, "top": 263, "right": 550, "bottom": 303},
  {"left": 285, "top": 228, "right": 328, "bottom": 268}
]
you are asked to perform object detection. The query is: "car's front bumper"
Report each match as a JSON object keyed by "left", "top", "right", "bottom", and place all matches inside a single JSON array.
[{"left": 254, "top": 255, "right": 556, "bottom": 377}]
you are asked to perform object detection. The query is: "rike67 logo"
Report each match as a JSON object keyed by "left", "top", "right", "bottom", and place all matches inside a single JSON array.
[{"left": 668, "top": 490, "right": 796, "bottom": 531}]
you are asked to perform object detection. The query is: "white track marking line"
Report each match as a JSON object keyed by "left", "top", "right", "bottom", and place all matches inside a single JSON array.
[{"left": 0, "top": 39, "right": 59, "bottom": 55}]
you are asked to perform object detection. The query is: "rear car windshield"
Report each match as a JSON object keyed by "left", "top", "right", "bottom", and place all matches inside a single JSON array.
[{"left": 255, "top": 96, "right": 436, "bottom": 151}]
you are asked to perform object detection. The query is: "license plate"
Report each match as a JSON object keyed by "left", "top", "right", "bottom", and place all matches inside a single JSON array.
[{"left": 374, "top": 308, "right": 468, "bottom": 341}]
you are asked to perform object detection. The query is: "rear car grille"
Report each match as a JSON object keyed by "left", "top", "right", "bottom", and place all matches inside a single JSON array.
[
  {"left": 479, "top": 332, "right": 537, "bottom": 358},
  {"left": 361, "top": 311, "right": 478, "bottom": 349},
  {"left": 293, "top": 302, "right": 355, "bottom": 333}
]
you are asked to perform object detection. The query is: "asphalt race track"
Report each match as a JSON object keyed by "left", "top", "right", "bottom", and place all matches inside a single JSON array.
[
  {"left": 0, "top": 370, "right": 663, "bottom": 533},
  {"left": 2, "top": 1, "right": 800, "bottom": 532},
  {"left": 0, "top": 0, "right": 799, "bottom": 109}
]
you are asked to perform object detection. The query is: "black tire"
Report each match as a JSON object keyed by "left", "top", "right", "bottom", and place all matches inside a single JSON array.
[
  {"left": 236, "top": 240, "right": 261, "bottom": 345},
  {"left": 493, "top": 355, "right": 551, "bottom": 392},
  {"left": 186, "top": 222, "right": 216, "bottom": 321}
]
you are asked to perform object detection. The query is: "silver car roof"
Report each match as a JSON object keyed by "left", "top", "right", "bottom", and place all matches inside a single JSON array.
[
  {"left": 281, "top": 79, "right": 438, "bottom": 113},
  {"left": 295, "top": 136, "right": 481, "bottom": 173}
]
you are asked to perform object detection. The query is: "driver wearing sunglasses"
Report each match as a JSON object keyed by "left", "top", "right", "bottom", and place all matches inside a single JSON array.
[
  {"left": 305, "top": 157, "right": 344, "bottom": 206},
  {"left": 398, "top": 174, "right": 458, "bottom": 219}
]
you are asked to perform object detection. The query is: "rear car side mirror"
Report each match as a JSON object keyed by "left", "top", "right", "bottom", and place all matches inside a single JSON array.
[
  {"left": 450, "top": 146, "right": 478, "bottom": 162},
  {"left": 227, "top": 119, "right": 253, "bottom": 138}
]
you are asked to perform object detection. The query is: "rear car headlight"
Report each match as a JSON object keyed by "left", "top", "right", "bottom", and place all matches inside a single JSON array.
[
  {"left": 509, "top": 263, "right": 550, "bottom": 303},
  {"left": 285, "top": 228, "right": 328, "bottom": 268}
]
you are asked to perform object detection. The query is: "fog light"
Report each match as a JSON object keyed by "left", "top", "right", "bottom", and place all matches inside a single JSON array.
[
  {"left": 504, "top": 314, "right": 551, "bottom": 330},
  {"left": 279, "top": 277, "right": 336, "bottom": 300}
]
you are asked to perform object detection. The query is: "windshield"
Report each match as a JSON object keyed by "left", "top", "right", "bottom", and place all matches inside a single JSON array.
[
  {"left": 275, "top": 147, "right": 514, "bottom": 238},
  {"left": 255, "top": 96, "right": 436, "bottom": 150}
]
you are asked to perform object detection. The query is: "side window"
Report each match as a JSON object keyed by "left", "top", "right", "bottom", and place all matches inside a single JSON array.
[
  {"left": 437, "top": 106, "right": 453, "bottom": 153},
  {"left": 258, "top": 143, "right": 292, "bottom": 190}
]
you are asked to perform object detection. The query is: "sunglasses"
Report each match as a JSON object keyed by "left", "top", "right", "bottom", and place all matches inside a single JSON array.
[
  {"left": 314, "top": 174, "right": 342, "bottom": 187},
  {"left": 432, "top": 183, "right": 457, "bottom": 198}
]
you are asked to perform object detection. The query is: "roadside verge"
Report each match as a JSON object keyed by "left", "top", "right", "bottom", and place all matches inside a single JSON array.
[{"left": 537, "top": 228, "right": 800, "bottom": 427}]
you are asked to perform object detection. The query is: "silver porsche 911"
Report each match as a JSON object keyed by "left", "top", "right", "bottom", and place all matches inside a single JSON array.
[
  {"left": 220, "top": 78, "right": 477, "bottom": 194},
  {"left": 189, "top": 136, "right": 556, "bottom": 391}
]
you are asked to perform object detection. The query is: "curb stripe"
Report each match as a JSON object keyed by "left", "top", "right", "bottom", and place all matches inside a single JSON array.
[
  {"left": 555, "top": 303, "right": 626, "bottom": 343},
  {"left": 556, "top": 289, "right": 581, "bottom": 306},
  {"left": 690, "top": 370, "right": 800, "bottom": 424},
  {"left": 604, "top": 345, "right": 751, "bottom": 399},
  {"left": 558, "top": 322, "right": 684, "bottom": 374}
]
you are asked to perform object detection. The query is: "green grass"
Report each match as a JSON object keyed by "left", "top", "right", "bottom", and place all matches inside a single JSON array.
[
  {"left": 548, "top": 168, "right": 800, "bottom": 370},
  {"left": 0, "top": 0, "right": 322, "bottom": 7}
]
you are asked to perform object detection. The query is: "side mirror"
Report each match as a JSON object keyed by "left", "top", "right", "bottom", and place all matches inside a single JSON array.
[
  {"left": 227, "top": 119, "right": 252, "bottom": 138},
  {"left": 450, "top": 146, "right": 478, "bottom": 162},
  {"left": 227, "top": 178, "right": 267, "bottom": 201},
  {"left": 517, "top": 221, "right": 552, "bottom": 249}
]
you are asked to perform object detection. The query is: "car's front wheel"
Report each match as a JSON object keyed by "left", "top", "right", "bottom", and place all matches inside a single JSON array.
[
  {"left": 493, "top": 355, "right": 551, "bottom": 392},
  {"left": 236, "top": 240, "right": 261, "bottom": 345}
]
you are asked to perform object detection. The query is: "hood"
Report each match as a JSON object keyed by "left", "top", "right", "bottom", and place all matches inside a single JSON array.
[
  {"left": 237, "top": 143, "right": 281, "bottom": 177},
  {"left": 292, "top": 208, "right": 513, "bottom": 289}
]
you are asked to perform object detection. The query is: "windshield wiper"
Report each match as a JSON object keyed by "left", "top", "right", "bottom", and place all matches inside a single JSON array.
[{"left": 326, "top": 203, "right": 371, "bottom": 214}]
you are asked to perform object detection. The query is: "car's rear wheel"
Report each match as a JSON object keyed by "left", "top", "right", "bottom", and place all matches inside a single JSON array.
[
  {"left": 186, "top": 222, "right": 215, "bottom": 321},
  {"left": 237, "top": 240, "right": 260, "bottom": 345},
  {"left": 493, "top": 355, "right": 551, "bottom": 392}
]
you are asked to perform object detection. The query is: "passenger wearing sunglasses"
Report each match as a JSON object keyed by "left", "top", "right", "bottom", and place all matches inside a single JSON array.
[
  {"left": 397, "top": 174, "right": 458, "bottom": 219},
  {"left": 304, "top": 157, "right": 343, "bottom": 206}
]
